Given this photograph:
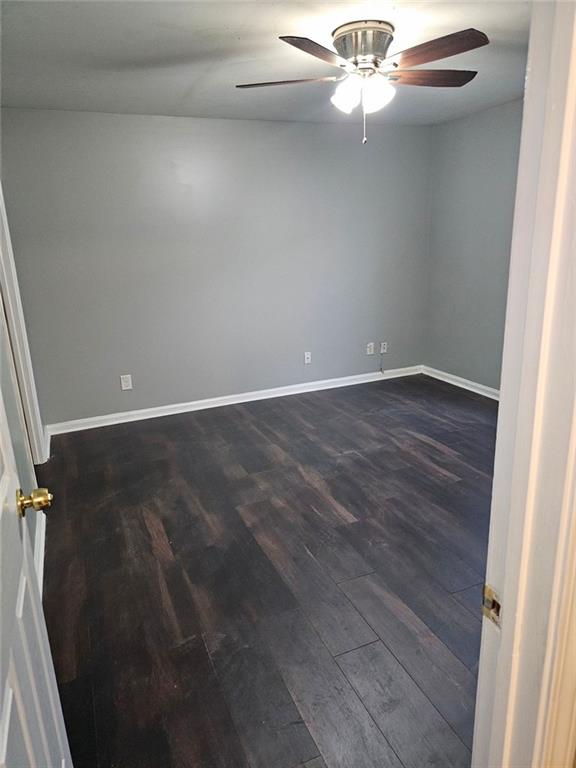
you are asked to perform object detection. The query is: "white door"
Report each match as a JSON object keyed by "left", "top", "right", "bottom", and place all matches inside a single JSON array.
[{"left": 0, "top": 293, "right": 72, "bottom": 766}]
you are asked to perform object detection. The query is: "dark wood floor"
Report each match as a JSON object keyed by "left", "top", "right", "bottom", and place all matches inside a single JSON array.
[{"left": 39, "top": 374, "right": 497, "bottom": 768}]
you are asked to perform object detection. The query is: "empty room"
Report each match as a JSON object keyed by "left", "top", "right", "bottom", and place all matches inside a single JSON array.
[{"left": 1, "top": 2, "right": 576, "bottom": 768}]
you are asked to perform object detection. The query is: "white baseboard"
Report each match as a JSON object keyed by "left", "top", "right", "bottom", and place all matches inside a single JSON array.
[
  {"left": 42, "top": 363, "right": 499, "bottom": 456},
  {"left": 46, "top": 365, "right": 422, "bottom": 438},
  {"left": 421, "top": 365, "right": 500, "bottom": 401}
]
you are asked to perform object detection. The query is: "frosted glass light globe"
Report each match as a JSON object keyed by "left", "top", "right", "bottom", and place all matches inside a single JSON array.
[
  {"left": 330, "top": 75, "right": 363, "bottom": 113},
  {"left": 361, "top": 75, "right": 396, "bottom": 114}
]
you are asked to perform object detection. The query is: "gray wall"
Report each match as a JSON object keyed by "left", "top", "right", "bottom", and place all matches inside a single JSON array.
[
  {"left": 2, "top": 109, "right": 431, "bottom": 423},
  {"left": 425, "top": 99, "right": 523, "bottom": 388}
]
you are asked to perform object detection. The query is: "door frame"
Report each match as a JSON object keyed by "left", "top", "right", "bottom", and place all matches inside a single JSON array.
[
  {"left": 1, "top": 2, "right": 575, "bottom": 763},
  {"left": 472, "top": 2, "right": 576, "bottom": 766},
  {"left": 0, "top": 184, "right": 47, "bottom": 464}
]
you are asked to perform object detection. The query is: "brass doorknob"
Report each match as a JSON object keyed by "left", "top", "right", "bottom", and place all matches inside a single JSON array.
[{"left": 17, "top": 488, "right": 53, "bottom": 518}]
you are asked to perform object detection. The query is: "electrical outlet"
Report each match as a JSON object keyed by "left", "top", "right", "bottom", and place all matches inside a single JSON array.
[
  {"left": 366, "top": 342, "right": 375, "bottom": 355},
  {"left": 380, "top": 342, "right": 389, "bottom": 354},
  {"left": 304, "top": 351, "right": 312, "bottom": 365},
  {"left": 120, "top": 374, "right": 133, "bottom": 391}
]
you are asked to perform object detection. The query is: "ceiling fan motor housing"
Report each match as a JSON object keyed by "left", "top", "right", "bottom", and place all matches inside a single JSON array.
[{"left": 332, "top": 20, "right": 395, "bottom": 67}]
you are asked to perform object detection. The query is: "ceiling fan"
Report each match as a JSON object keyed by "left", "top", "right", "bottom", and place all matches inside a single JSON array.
[{"left": 237, "top": 21, "right": 489, "bottom": 142}]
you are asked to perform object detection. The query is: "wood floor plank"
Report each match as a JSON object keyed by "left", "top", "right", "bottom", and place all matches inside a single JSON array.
[
  {"left": 89, "top": 622, "right": 173, "bottom": 768},
  {"left": 403, "top": 477, "right": 491, "bottom": 546},
  {"left": 204, "top": 615, "right": 319, "bottom": 768},
  {"left": 260, "top": 610, "right": 403, "bottom": 768},
  {"left": 165, "top": 486, "right": 299, "bottom": 625},
  {"left": 341, "top": 518, "right": 482, "bottom": 669},
  {"left": 341, "top": 573, "right": 478, "bottom": 748},
  {"left": 452, "top": 584, "right": 483, "bottom": 621},
  {"left": 239, "top": 499, "right": 377, "bottom": 655},
  {"left": 338, "top": 641, "right": 470, "bottom": 768},
  {"left": 144, "top": 485, "right": 320, "bottom": 767},
  {"left": 158, "top": 636, "right": 251, "bottom": 768},
  {"left": 385, "top": 490, "right": 488, "bottom": 577},
  {"left": 43, "top": 546, "right": 91, "bottom": 684},
  {"left": 250, "top": 486, "right": 373, "bottom": 583},
  {"left": 302, "top": 757, "right": 327, "bottom": 768},
  {"left": 57, "top": 676, "right": 97, "bottom": 768},
  {"left": 351, "top": 497, "right": 483, "bottom": 592}
]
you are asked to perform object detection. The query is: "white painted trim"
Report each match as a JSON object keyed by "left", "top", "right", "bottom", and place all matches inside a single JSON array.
[
  {"left": 46, "top": 366, "right": 423, "bottom": 437},
  {"left": 41, "top": 429, "right": 51, "bottom": 467},
  {"left": 535, "top": 406, "right": 576, "bottom": 768},
  {"left": 44, "top": 365, "right": 500, "bottom": 443},
  {"left": 0, "top": 185, "right": 45, "bottom": 464},
  {"left": 473, "top": 4, "right": 576, "bottom": 767},
  {"left": 33, "top": 513, "right": 46, "bottom": 600},
  {"left": 421, "top": 366, "right": 500, "bottom": 401}
]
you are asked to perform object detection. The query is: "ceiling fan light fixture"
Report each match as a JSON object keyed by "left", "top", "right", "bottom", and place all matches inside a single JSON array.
[
  {"left": 239, "top": 23, "right": 488, "bottom": 141},
  {"left": 330, "top": 74, "right": 362, "bottom": 113},
  {"left": 331, "top": 73, "right": 395, "bottom": 115},
  {"left": 361, "top": 74, "right": 396, "bottom": 114}
]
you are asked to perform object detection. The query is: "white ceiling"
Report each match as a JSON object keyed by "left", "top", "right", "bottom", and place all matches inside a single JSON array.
[{"left": 2, "top": 1, "right": 531, "bottom": 125}]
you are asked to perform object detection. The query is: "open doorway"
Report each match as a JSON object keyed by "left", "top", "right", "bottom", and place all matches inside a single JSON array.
[
  {"left": 1, "top": 3, "right": 528, "bottom": 767},
  {"left": 2, "top": 2, "right": 575, "bottom": 767}
]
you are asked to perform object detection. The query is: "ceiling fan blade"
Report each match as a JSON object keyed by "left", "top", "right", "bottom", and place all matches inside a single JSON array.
[
  {"left": 279, "top": 36, "right": 350, "bottom": 69},
  {"left": 384, "top": 28, "right": 489, "bottom": 68},
  {"left": 388, "top": 69, "right": 478, "bottom": 87},
  {"left": 236, "top": 75, "right": 342, "bottom": 89}
]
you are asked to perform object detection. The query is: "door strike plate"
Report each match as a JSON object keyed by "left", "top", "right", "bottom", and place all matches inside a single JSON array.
[{"left": 482, "top": 584, "right": 502, "bottom": 626}]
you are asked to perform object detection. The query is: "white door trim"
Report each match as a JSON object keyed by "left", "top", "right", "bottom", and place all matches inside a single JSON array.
[
  {"left": 534, "top": 421, "right": 576, "bottom": 768},
  {"left": 472, "top": 3, "right": 576, "bottom": 766},
  {"left": 0, "top": 185, "right": 47, "bottom": 464}
]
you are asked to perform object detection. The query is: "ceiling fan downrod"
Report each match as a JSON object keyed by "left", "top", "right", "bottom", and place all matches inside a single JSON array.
[{"left": 332, "top": 20, "right": 395, "bottom": 67}]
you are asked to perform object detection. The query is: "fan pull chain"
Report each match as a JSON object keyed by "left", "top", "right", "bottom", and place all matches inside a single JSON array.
[{"left": 362, "top": 103, "right": 367, "bottom": 144}]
